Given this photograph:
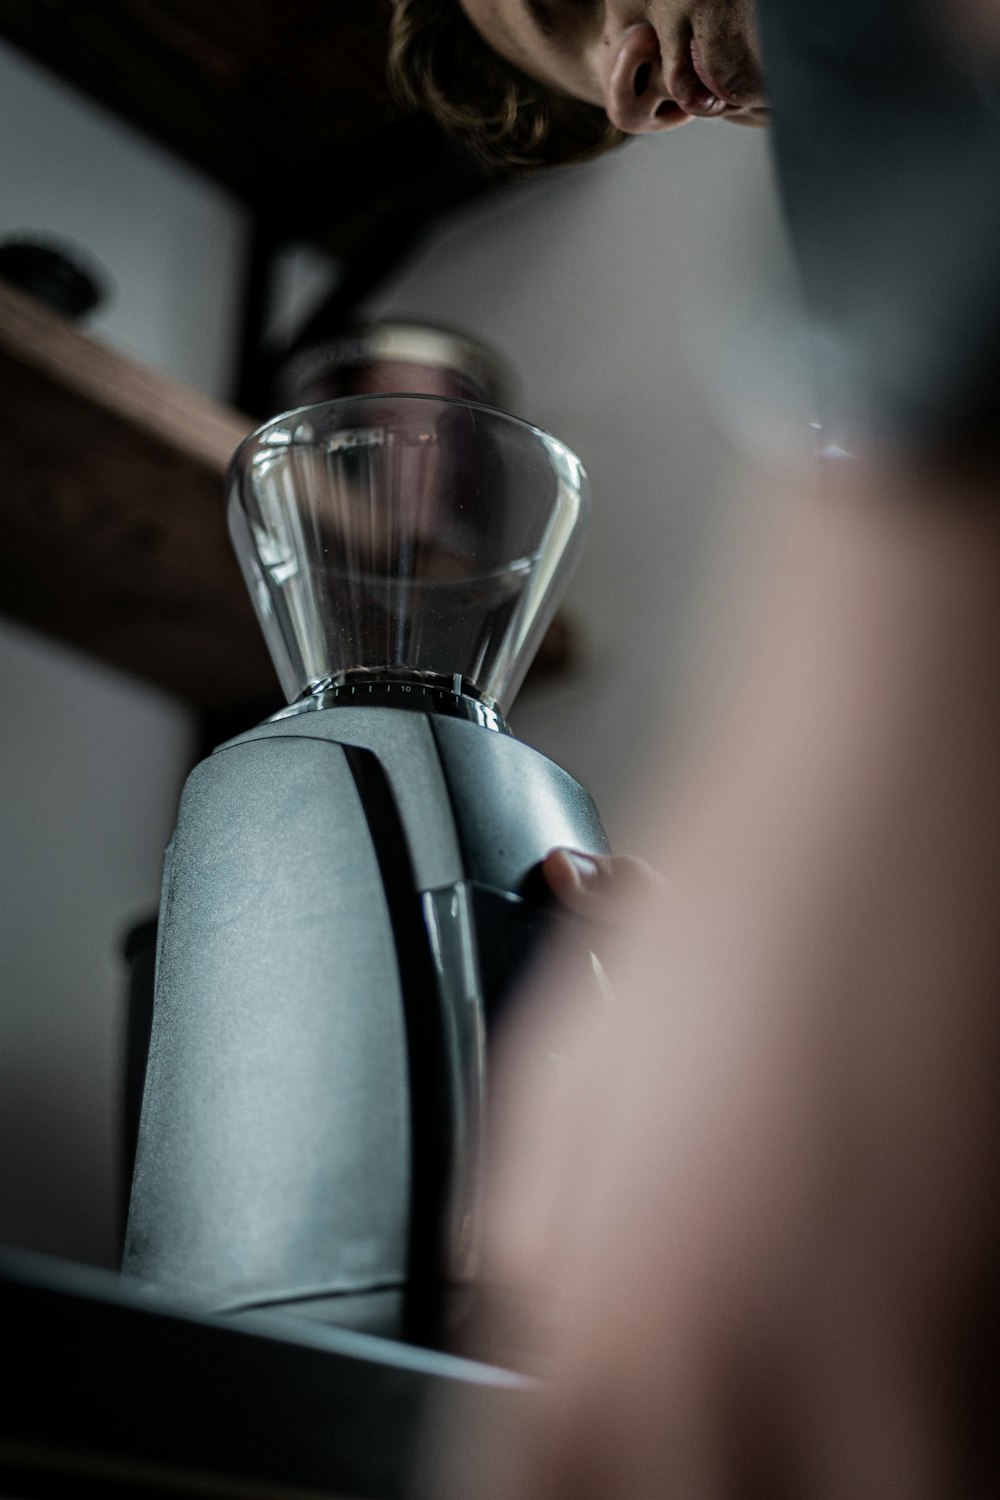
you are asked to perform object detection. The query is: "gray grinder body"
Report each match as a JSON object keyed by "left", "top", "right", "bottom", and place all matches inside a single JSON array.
[{"left": 123, "top": 705, "right": 610, "bottom": 1340}]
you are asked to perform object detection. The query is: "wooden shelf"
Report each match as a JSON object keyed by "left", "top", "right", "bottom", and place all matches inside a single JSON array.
[
  {"left": 0, "top": 279, "right": 271, "bottom": 710},
  {"left": 0, "top": 282, "right": 573, "bottom": 712}
]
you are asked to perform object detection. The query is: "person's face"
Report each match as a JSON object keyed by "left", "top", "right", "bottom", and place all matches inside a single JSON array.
[{"left": 457, "top": 0, "right": 767, "bottom": 131}]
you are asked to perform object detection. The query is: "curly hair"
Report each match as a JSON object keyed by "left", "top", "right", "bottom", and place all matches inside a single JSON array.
[{"left": 386, "top": 0, "right": 627, "bottom": 173}]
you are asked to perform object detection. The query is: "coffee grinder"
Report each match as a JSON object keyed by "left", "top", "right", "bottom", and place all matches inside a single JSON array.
[{"left": 123, "top": 395, "right": 610, "bottom": 1344}]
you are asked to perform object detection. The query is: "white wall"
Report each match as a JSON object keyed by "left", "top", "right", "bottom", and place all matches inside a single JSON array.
[
  {"left": 372, "top": 125, "right": 812, "bottom": 854},
  {"left": 0, "top": 41, "right": 248, "bottom": 397},
  {"left": 0, "top": 39, "right": 239, "bottom": 1264},
  {"left": 0, "top": 623, "right": 196, "bottom": 1265}
]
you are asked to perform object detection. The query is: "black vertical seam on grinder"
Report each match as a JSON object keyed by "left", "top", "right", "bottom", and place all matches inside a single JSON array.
[
  {"left": 341, "top": 745, "right": 452, "bottom": 1349},
  {"left": 427, "top": 716, "right": 478, "bottom": 879}
]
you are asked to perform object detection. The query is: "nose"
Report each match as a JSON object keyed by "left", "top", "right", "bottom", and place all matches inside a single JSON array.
[{"left": 603, "top": 23, "right": 688, "bottom": 132}]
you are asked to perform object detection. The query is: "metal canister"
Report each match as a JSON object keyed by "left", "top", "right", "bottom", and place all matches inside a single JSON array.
[{"left": 275, "top": 320, "right": 517, "bottom": 413}]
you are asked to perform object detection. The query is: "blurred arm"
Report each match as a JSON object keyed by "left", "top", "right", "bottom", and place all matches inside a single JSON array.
[{"left": 460, "top": 452, "right": 1000, "bottom": 1499}]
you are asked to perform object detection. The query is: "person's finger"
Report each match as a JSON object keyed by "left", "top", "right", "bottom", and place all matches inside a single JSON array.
[{"left": 540, "top": 850, "right": 664, "bottom": 922}]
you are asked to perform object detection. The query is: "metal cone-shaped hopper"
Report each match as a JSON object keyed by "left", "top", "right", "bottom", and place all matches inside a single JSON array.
[{"left": 227, "top": 395, "right": 590, "bottom": 715}]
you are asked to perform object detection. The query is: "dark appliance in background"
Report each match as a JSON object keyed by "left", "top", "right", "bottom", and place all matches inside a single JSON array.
[
  {"left": 122, "top": 394, "right": 610, "bottom": 1349},
  {"left": 276, "top": 317, "right": 517, "bottom": 413}
]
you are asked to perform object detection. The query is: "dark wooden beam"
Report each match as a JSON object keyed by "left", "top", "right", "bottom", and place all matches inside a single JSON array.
[
  {"left": 0, "top": 280, "right": 271, "bottom": 710},
  {"left": 0, "top": 0, "right": 402, "bottom": 206}
]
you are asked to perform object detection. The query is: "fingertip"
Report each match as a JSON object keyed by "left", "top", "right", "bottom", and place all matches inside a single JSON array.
[{"left": 541, "top": 850, "right": 609, "bottom": 916}]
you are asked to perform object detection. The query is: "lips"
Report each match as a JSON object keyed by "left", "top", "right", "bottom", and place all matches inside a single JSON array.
[
  {"left": 666, "top": 29, "right": 767, "bottom": 120},
  {"left": 667, "top": 39, "right": 732, "bottom": 118},
  {"left": 692, "top": 33, "right": 767, "bottom": 110},
  {"left": 691, "top": 38, "right": 741, "bottom": 104}
]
